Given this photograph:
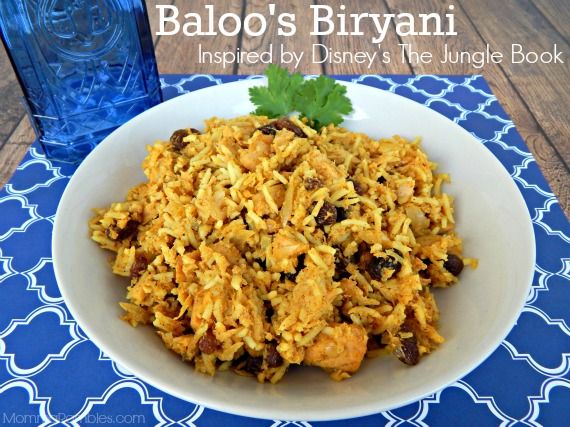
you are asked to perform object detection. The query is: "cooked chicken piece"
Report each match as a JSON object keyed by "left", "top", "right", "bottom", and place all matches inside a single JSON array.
[
  {"left": 304, "top": 323, "right": 368, "bottom": 373},
  {"left": 397, "top": 180, "right": 415, "bottom": 204},
  {"left": 239, "top": 134, "right": 272, "bottom": 171}
]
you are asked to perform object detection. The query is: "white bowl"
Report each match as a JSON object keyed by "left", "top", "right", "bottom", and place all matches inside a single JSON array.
[{"left": 53, "top": 80, "right": 535, "bottom": 421}]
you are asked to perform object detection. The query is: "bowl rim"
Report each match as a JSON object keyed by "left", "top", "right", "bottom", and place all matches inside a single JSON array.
[{"left": 52, "top": 78, "right": 536, "bottom": 421}]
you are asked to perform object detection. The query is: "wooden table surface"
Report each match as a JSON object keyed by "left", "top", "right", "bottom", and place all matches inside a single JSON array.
[{"left": 0, "top": 0, "right": 568, "bottom": 218}]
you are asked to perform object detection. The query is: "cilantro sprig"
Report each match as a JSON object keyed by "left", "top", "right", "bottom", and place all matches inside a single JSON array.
[
  {"left": 249, "top": 65, "right": 304, "bottom": 118},
  {"left": 249, "top": 65, "right": 353, "bottom": 130}
]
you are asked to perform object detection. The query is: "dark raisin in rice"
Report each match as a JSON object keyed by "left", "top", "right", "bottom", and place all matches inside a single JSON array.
[
  {"left": 444, "top": 254, "right": 464, "bottom": 276},
  {"left": 336, "top": 206, "right": 347, "bottom": 222},
  {"left": 367, "top": 254, "right": 402, "bottom": 280},
  {"left": 243, "top": 355, "right": 263, "bottom": 374},
  {"left": 315, "top": 201, "right": 337, "bottom": 226},
  {"left": 304, "top": 177, "right": 323, "bottom": 191},
  {"left": 257, "top": 124, "right": 277, "bottom": 135},
  {"left": 367, "top": 334, "right": 386, "bottom": 351},
  {"left": 272, "top": 118, "right": 307, "bottom": 138},
  {"left": 265, "top": 342, "right": 283, "bottom": 368},
  {"left": 130, "top": 254, "right": 148, "bottom": 279},
  {"left": 257, "top": 119, "right": 307, "bottom": 138},
  {"left": 396, "top": 335, "right": 420, "bottom": 366},
  {"left": 334, "top": 252, "right": 351, "bottom": 281},
  {"left": 116, "top": 219, "right": 140, "bottom": 240},
  {"left": 350, "top": 179, "right": 364, "bottom": 195},
  {"left": 198, "top": 329, "right": 220, "bottom": 354},
  {"left": 170, "top": 129, "right": 190, "bottom": 151},
  {"left": 354, "top": 242, "right": 370, "bottom": 264}
]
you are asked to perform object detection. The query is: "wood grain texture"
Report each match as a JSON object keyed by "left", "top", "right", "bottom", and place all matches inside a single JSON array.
[
  {"left": 533, "top": 0, "right": 570, "bottom": 42},
  {"left": 153, "top": 0, "right": 243, "bottom": 73},
  {"left": 315, "top": 0, "right": 411, "bottom": 74},
  {"left": 146, "top": 0, "right": 174, "bottom": 39},
  {"left": 386, "top": 0, "right": 487, "bottom": 74},
  {"left": 0, "top": 45, "right": 25, "bottom": 149},
  {"left": 238, "top": 0, "right": 323, "bottom": 74},
  {"left": 384, "top": 0, "right": 569, "bottom": 217},
  {"left": 460, "top": 0, "right": 570, "bottom": 169},
  {"left": 0, "top": 118, "right": 33, "bottom": 189}
]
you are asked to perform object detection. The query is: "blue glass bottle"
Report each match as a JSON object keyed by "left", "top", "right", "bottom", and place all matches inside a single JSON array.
[{"left": 0, "top": 0, "right": 162, "bottom": 162}]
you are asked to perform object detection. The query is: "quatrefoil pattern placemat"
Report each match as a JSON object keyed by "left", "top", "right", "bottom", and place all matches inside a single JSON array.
[{"left": 0, "top": 74, "right": 568, "bottom": 426}]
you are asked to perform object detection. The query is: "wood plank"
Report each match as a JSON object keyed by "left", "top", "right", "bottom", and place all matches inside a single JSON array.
[
  {"left": 386, "top": 0, "right": 484, "bottom": 74},
  {"left": 0, "top": 118, "right": 33, "bottom": 189},
  {"left": 146, "top": 0, "right": 174, "bottom": 43},
  {"left": 152, "top": 0, "right": 243, "bottom": 74},
  {"left": 460, "top": 0, "right": 570, "bottom": 168},
  {"left": 382, "top": 0, "right": 569, "bottom": 217},
  {"left": 237, "top": 0, "right": 323, "bottom": 74},
  {"left": 315, "top": 0, "right": 411, "bottom": 74},
  {"left": 533, "top": 0, "right": 570, "bottom": 42},
  {"left": 0, "top": 45, "right": 25, "bottom": 149}
]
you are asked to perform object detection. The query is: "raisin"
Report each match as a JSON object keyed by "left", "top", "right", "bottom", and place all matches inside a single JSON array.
[
  {"left": 395, "top": 335, "right": 420, "bottom": 366},
  {"left": 116, "top": 220, "right": 140, "bottom": 241},
  {"left": 354, "top": 242, "right": 370, "bottom": 264},
  {"left": 304, "top": 177, "right": 323, "bottom": 191},
  {"left": 359, "top": 252, "right": 374, "bottom": 271},
  {"left": 130, "top": 254, "right": 148, "bottom": 279},
  {"left": 377, "top": 176, "right": 387, "bottom": 184},
  {"left": 265, "top": 342, "right": 283, "bottom": 368},
  {"left": 273, "top": 118, "right": 307, "bottom": 137},
  {"left": 198, "top": 329, "right": 220, "bottom": 354},
  {"left": 243, "top": 355, "right": 263, "bottom": 374},
  {"left": 350, "top": 179, "right": 364, "bottom": 195},
  {"left": 334, "top": 252, "right": 351, "bottom": 281},
  {"left": 444, "top": 254, "right": 464, "bottom": 276},
  {"left": 336, "top": 206, "right": 347, "bottom": 222},
  {"left": 315, "top": 201, "right": 337, "bottom": 226},
  {"left": 367, "top": 258, "right": 385, "bottom": 280},
  {"left": 367, "top": 255, "right": 402, "bottom": 281},
  {"left": 257, "top": 119, "right": 307, "bottom": 138},
  {"left": 386, "top": 256, "right": 402, "bottom": 274},
  {"left": 258, "top": 124, "right": 277, "bottom": 135},
  {"left": 170, "top": 129, "right": 190, "bottom": 151},
  {"left": 367, "top": 334, "right": 386, "bottom": 351}
]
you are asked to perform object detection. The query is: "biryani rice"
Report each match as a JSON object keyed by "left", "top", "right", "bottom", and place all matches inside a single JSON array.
[{"left": 89, "top": 115, "right": 475, "bottom": 383}]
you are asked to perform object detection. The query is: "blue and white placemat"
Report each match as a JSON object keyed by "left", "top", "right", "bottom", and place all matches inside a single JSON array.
[{"left": 0, "top": 75, "right": 568, "bottom": 426}]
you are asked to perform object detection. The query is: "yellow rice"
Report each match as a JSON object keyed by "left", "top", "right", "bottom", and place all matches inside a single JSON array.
[{"left": 89, "top": 115, "right": 475, "bottom": 383}]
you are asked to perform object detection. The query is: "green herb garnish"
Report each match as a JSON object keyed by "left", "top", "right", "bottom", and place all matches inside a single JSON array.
[
  {"left": 249, "top": 65, "right": 353, "bottom": 129},
  {"left": 249, "top": 65, "right": 304, "bottom": 118}
]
